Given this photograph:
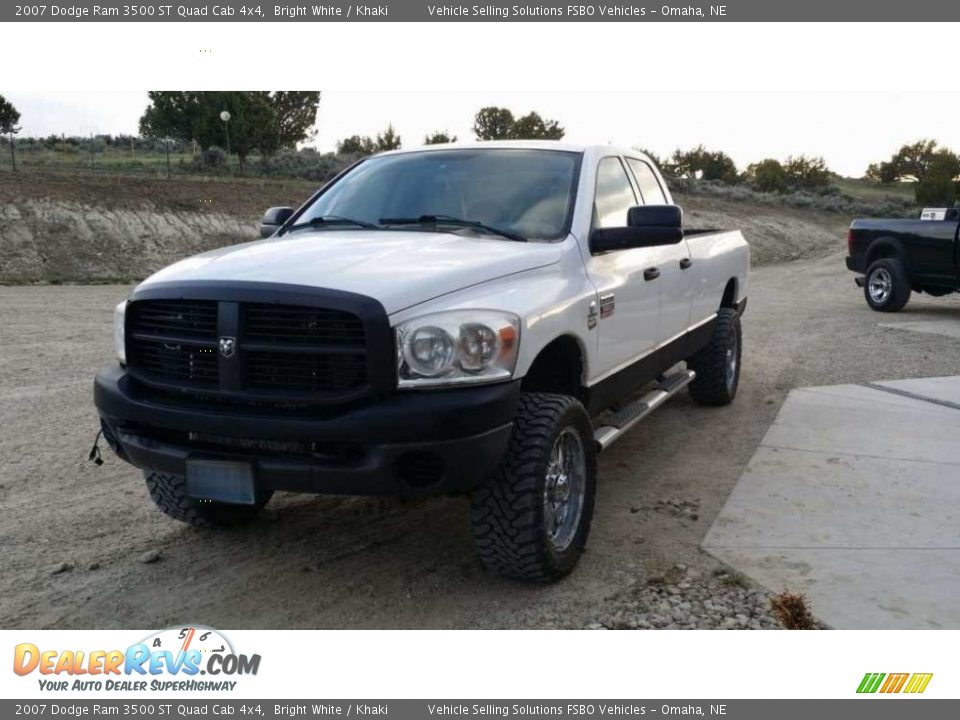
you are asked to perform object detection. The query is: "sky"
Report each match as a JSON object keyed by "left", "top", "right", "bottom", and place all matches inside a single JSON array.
[{"left": 6, "top": 90, "right": 959, "bottom": 178}]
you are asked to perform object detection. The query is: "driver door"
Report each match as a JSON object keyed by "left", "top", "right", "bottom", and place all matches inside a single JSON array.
[{"left": 583, "top": 156, "right": 661, "bottom": 378}]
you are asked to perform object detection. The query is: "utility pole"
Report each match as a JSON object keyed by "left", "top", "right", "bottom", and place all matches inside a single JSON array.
[{"left": 8, "top": 132, "right": 14, "bottom": 171}]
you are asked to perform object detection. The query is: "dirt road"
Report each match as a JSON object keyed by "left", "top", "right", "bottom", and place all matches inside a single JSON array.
[{"left": 1, "top": 254, "right": 958, "bottom": 629}]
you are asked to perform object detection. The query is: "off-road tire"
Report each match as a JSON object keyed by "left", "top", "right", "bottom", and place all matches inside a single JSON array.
[
  {"left": 864, "top": 257, "right": 911, "bottom": 312},
  {"left": 144, "top": 471, "right": 271, "bottom": 528},
  {"left": 687, "top": 307, "right": 741, "bottom": 406},
  {"left": 470, "top": 393, "right": 597, "bottom": 582}
]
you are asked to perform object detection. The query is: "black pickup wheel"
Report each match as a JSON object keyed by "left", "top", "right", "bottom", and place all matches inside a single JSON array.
[
  {"left": 469, "top": 393, "right": 597, "bottom": 582},
  {"left": 144, "top": 471, "right": 272, "bottom": 528},
  {"left": 687, "top": 308, "right": 741, "bottom": 406},
  {"left": 864, "top": 258, "right": 911, "bottom": 312}
]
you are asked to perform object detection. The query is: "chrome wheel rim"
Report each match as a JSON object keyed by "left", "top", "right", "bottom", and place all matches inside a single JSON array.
[
  {"left": 725, "top": 329, "right": 738, "bottom": 391},
  {"left": 868, "top": 268, "right": 892, "bottom": 304},
  {"left": 543, "top": 427, "right": 587, "bottom": 552}
]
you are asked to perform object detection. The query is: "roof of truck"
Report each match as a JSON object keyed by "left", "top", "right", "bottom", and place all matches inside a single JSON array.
[{"left": 376, "top": 140, "right": 637, "bottom": 156}]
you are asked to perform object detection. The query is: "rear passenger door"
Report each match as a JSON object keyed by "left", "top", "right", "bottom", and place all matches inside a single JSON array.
[
  {"left": 582, "top": 156, "right": 661, "bottom": 377},
  {"left": 626, "top": 157, "right": 694, "bottom": 344}
]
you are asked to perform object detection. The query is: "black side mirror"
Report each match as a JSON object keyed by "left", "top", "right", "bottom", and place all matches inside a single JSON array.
[
  {"left": 590, "top": 204, "right": 684, "bottom": 254},
  {"left": 260, "top": 207, "right": 294, "bottom": 238}
]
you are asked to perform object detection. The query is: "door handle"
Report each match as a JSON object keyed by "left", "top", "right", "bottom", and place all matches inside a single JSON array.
[
  {"left": 643, "top": 267, "right": 661, "bottom": 281},
  {"left": 680, "top": 257, "right": 693, "bottom": 270}
]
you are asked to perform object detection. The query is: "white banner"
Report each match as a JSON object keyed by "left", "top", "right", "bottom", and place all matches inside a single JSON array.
[{"left": 2, "top": 629, "right": 954, "bottom": 700}]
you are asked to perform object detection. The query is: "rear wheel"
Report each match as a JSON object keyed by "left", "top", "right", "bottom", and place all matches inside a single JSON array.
[
  {"left": 864, "top": 258, "right": 911, "bottom": 312},
  {"left": 470, "top": 393, "right": 597, "bottom": 582},
  {"left": 144, "top": 471, "right": 271, "bottom": 528},
  {"left": 687, "top": 308, "right": 741, "bottom": 406}
]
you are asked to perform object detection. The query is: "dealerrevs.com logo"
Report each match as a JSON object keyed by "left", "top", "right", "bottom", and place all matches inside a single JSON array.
[
  {"left": 13, "top": 626, "right": 261, "bottom": 692},
  {"left": 857, "top": 673, "right": 933, "bottom": 695}
]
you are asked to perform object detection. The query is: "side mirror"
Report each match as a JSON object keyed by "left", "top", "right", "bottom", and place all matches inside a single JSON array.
[
  {"left": 590, "top": 204, "right": 684, "bottom": 254},
  {"left": 260, "top": 207, "right": 294, "bottom": 238}
]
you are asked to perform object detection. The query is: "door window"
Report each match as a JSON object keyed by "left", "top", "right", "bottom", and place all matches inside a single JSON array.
[{"left": 594, "top": 157, "right": 637, "bottom": 229}]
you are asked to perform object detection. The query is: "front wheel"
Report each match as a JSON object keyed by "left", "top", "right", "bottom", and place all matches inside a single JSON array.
[
  {"left": 470, "top": 393, "right": 597, "bottom": 582},
  {"left": 864, "top": 258, "right": 911, "bottom": 312},
  {"left": 687, "top": 307, "right": 742, "bottom": 406}
]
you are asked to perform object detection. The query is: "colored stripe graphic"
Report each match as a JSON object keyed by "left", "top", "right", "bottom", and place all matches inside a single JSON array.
[
  {"left": 904, "top": 674, "right": 933, "bottom": 694},
  {"left": 857, "top": 672, "right": 932, "bottom": 694},
  {"left": 857, "top": 673, "right": 885, "bottom": 694}
]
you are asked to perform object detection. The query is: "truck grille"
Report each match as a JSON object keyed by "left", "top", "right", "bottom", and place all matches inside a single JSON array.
[
  {"left": 243, "top": 304, "right": 365, "bottom": 346},
  {"left": 126, "top": 296, "right": 384, "bottom": 404},
  {"left": 127, "top": 300, "right": 219, "bottom": 387}
]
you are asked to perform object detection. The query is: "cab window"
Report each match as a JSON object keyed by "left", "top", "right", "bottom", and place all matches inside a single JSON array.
[
  {"left": 627, "top": 158, "right": 668, "bottom": 205},
  {"left": 593, "top": 157, "right": 637, "bottom": 229}
]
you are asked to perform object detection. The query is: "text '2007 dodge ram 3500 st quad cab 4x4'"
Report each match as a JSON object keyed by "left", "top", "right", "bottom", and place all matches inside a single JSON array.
[
  {"left": 94, "top": 141, "right": 750, "bottom": 581},
  {"left": 847, "top": 207, "right": 960, "bottom": 312}
]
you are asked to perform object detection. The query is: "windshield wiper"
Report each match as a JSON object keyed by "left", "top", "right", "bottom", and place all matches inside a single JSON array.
[
  {"left": 284, "top": 215, "right": 381, "bottom": 233},
  {"left": 379, "top": 214, "right": 527, "bottom": 243}
]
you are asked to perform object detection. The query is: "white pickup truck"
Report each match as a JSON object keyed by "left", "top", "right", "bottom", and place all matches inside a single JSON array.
[{"left": 94, "top": 141, "right": 749, "bottom": 581}]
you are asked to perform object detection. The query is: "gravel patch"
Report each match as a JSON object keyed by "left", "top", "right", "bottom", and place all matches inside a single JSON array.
[{"left": 587, "top": 566, "right": 791, "bottom": 630}]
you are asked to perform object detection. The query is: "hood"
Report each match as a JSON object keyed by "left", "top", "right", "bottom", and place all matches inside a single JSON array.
[{"left": 139, "top": 230, "right": 564, "bottom": 314}]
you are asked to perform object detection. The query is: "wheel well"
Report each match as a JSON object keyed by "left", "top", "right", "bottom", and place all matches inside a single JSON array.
[
  {"left": 521, "top": 336, "right": 585, "bottom": 401},
  {"left": 720, "top": 278, "right": 738, "bottom": 308},
  {"left": 865, "top": 239, "right": 903, "bottom": 267}
]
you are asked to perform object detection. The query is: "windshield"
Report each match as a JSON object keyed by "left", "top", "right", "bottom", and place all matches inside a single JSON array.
[{"left": 293, "top": 149, "right": 581, "bottom": 241}]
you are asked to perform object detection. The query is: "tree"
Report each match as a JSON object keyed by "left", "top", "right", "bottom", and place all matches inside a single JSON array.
[
  {"left": 270, "top": 91, "right": 321, "bottom": 148},
  {"left": 864, "top": 163, "right": 884, "bottom": 182},
  {"left": 0, "top": 94, "right": 21, "bottom": 170},
  {"left": 783, "top": 155, "right": 832, "bottom": 190},
  {"left": 472, "top": 106, "right": 566, "bottom": 141},
  {"left": 914, "top": 150, "right": 960, "bottom": 205},
  {"left": 473, "top": 107, "right": 515, "bottom": 140},
  {"left": 872, "top": 139, "right": 946, "bottom": 184},
  {"left": 511, "top": 112, "right": 565, "bottom": 139},
  {"left": 190, "top": 92, "right": 275, "bottom": 167},
  {"left": 671, "top": 145, "right": 738, "bottom": 184},
  {"left": 337, "top": 135, "right": 377, "bottom": 155},
  {"left": 375, "top": 124, "right": 401, "bottom": 151},
  {"left": 746, "top": 158, "right": 788, "bottom": 193},
  {"left": 139, "top": 91, "right": 321, "bottom": 167},
  {"left": 424, "top": 130, "right": 457, "bottom": 144},
  {"left": 139, "top": 91, "right": 200, "bottom": 142}
]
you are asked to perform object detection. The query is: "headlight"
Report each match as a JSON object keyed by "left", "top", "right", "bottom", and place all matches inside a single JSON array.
[
  {"left": 396, "top": 311, "right": 520, "bottom": 388},
  {"left": 113, "top": 300, "right": 127, "bottom": 365}
]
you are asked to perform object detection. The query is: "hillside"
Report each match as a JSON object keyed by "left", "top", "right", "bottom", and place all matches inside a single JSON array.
[{"left": 0, "top": 169, "right": 848, "bottom": 284}]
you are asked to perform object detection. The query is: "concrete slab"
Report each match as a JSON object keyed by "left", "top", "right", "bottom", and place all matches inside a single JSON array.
[
  {"left": 706, "top": 547, "right": 960, "bottom": 629},
  {"left": 702, "top": 377, "right": 960, "bottom": 629},
  {"left": 760, "top": 385, "right": 960, "bottom": 464},
  {"left": 875, "top": 375, "right": 960, "bottom": 407},
  {"left": 704, "top": 447, "right": 960, "bottom": 549}
]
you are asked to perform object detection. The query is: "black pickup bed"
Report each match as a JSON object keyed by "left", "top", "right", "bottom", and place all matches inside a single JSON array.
[{"left": 846, "top": 217, "right": 960, "bottom": 290}]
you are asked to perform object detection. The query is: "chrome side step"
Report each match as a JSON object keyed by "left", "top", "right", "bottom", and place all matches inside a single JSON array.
[{"left": 593, "top": 369, "right": 696, "bottom": 451}]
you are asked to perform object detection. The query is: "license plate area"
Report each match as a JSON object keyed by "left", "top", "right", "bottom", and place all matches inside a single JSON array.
[{"left": 185, "top": 459, "right": 256, "bottom": 505}]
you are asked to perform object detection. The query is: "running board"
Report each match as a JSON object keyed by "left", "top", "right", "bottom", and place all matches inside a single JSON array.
[{"left": 593, "top": 369, "right": 696, "bottom": 451}]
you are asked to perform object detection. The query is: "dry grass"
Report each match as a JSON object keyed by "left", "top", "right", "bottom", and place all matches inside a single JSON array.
[{"left": 770, "top": 591, "right": 818, "bottom": 629}]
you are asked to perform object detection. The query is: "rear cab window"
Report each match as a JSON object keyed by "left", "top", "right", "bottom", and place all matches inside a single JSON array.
[{"left": 626, "top": 158, "right": 668, "bottom": 205}]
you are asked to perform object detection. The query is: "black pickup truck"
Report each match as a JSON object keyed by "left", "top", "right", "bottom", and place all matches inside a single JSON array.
[{"left": 846, "top": 208, "right": 960, "bottom": 311}]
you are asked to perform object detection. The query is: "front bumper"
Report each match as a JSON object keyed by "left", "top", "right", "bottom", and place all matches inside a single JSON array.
[{"left": 94, "top": 365, "right": 518, "bottom": 496}]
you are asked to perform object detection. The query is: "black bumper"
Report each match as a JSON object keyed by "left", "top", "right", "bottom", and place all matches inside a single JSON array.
[
  {"left": 846, "top": 255, "right": 864, "bottom": 273},
  {"left": 94, "top": 365, "right": 518, "bottom": 496}
]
